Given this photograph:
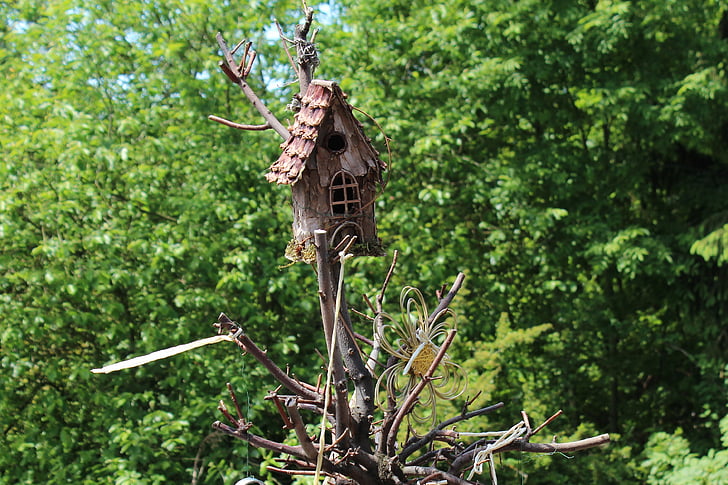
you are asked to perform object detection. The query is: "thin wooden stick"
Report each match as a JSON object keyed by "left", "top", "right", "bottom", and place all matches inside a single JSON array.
[
  {"left": 426, "top": 273, "right": 465, "bottom": 326},
  {"left": 367, "top": 250, "right": 398, "bottom": 374},
  {"left": 531, "top": 409, "right": 563, "bottom": 437},
  {"left": 521, "top": 410, "right": 532, "bottom": 437},
  {"left": 208, "top": 115, "right": 272, "bottom": 131},
  {"left": 227, "top": 383, "right": 245, "bottom": 422}
]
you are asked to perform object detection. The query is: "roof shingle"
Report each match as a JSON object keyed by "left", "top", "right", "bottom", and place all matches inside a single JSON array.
[{"left": 266, "top": 81, "right": 337, "bottom": 185}]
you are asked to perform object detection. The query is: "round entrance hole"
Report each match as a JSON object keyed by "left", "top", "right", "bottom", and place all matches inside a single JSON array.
[{"left": 326, "top": 132, "right": 347, "bottom": 153}]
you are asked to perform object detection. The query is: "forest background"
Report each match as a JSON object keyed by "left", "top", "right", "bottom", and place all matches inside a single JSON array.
[{"left": 1, "top": 0, "right": 727, "bottom": 483}]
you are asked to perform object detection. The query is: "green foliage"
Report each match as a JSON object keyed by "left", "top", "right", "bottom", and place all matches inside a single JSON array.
[
  {"left": 461, "top": 313, "right": 552, "bottom": 407},
  {"left": 1, "top": 0, "right": 727, "bottom": 483},
  {"left": 691, "top": 223, "right": 728, "bottom": 265},
  {"left": 322, "top": 0, "right": 728, "bottom": 481},
  {"left": 1, "top": 0, "right": 320, "bottom": 483},
  {"left": 641, "top": 414, "right": 728, "bottom": 484}
]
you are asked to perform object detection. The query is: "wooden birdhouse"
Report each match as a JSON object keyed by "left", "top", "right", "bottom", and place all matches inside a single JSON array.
[{"left": 266, "top": 80, "right": 386, "bottom": 262}]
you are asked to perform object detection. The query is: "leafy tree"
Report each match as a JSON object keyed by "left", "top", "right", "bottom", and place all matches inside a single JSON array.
[
  {"left": 2, "top": 0, "right": 726, "bottom": 483},
  {"left": 321, "top": 0, "right": 728, "bottom": 481},
  {"left": 1, "top": 1, "right": 319, "bottom": 483},
  {"left": 641, "top": 413, "right": 728, "bottom": 484}
]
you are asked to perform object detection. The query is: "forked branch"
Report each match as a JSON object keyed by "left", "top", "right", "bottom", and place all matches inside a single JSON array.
[
  {"left": 213, "top": 32, "right": 289, "bottom": 139},
  {"left": 211, "top": 7, "right": 322, "bottom": 138}
]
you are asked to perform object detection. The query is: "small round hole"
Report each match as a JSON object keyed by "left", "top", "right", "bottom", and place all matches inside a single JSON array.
[{"left": 326, "top": 132, "right": 347, "bottom": 153}]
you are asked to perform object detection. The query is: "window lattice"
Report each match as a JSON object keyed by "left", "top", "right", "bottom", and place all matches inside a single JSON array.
[{"left": 330, "top": 171, "right": 361, "bottom": 216}]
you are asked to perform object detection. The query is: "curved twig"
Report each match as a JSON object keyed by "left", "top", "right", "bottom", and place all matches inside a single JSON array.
[{"left": 208, "top": 115, "right": 272, "bottom": 131}]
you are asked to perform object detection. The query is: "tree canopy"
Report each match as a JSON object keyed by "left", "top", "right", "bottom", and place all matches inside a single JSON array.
[{"left": 1, "top": 0, "right": 726, "bottom": 483}]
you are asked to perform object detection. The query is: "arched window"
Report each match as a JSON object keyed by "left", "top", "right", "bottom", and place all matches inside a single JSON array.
[{"left": 330, "top": 170, "right": 361, "bottom": 216}]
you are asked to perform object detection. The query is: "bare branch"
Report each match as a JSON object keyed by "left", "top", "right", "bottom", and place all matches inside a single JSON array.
[
  {"left": 271, "top": 394, "right": 294, "bottom": 429},
  {"left": 510, "top": 434, "right": 611, "bottom": 453},
  {"left": 427, "top": 272, "right": 466, "bottom": 326},
  {"left": 521, "top": 410, "right": 532, "bottom": 437},
  {"left": 208, "top": 115, "right": 272, "bottom": 131},
  {"left": 215, "top": 32, "right": 289, "bottom": 140},
  {"left": 448, "top": 433, "right": 611, "bottom": 476},
  {"left": 217, "top": 400, "right": 239, "bottom": 428},
  {"left": 297, "top": 5, "right": 315, "bottom": 39},
  {"left": 442, "top": 403, "right": 506, "bottom": 430},
  {"left": 226, "top": 383, "right": 245, "bottom": 423},
  {"left": 286, "top": 397, "right": 319, "bottom": 461},
  {"left": 216, "top": 313, "right": 320, "bottom": 401},
  {"left": 531, "top": 409, "right": 563, "bottom": 437},
  {"left": 213, "top": 421, "right": 320, "bottom": 464}
]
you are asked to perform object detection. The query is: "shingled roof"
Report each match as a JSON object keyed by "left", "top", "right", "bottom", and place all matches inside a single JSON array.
[{"left": 266, "top": 80, "right": 383, "bottom": 185}]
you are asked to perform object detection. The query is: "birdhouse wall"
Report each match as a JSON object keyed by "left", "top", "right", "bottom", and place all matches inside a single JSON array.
[
  {"left": 312, "top": 102, "right": 381, "bottom": 187},
  {"left": 290, "top": 165, "right": 328, "bottom": 242},
  {"left": 288, "top": 159, "right": 381, "bottom": 260}
]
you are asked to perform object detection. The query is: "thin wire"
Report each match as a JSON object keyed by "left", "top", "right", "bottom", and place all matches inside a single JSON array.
[
  {"left": 519, "top": 451, "right": 524, "bottom": 485},
  {"left": 242, "top": 359, "right": 251, "bottom": 476}
]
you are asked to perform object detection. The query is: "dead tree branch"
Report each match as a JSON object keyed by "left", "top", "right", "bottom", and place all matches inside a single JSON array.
[
  {"left": 285, "top": 397, "right": 319, "bottom": 461},
  {"left": 212, "top": 421, "right": 319, "bottom": 465},
  {"left": 509, "top": 434, "right": 612, "bottom": 453},
  {"left": 448, "top": 434, "right": 611, "bottom": 477},
  {"left": 214, "top": 32, "right": 289, "bottom": 139},
  {"left": 215, "top": 313, "right": 321, "bottom": 401},
  {"left": 207, "top": 115, "right": 271, "bottom": 131}
]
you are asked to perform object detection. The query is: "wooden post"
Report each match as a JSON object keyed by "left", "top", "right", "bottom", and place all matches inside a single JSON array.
[{"left": 314, "top": 230, "right": 351, "bottom": 445}]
